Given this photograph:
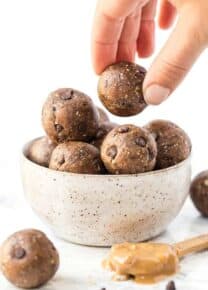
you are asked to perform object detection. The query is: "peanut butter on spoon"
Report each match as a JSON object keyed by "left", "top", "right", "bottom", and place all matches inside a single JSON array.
[{"left": 103, "top": 234, "right": 208, "bottom": 284}]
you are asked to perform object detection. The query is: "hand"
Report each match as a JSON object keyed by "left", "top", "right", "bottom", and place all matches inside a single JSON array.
[{"left": 92, "top": 0, "right": 208, "bottom": 105}]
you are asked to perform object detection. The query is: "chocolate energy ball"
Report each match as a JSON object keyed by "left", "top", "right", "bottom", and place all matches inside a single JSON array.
[
  {"left": 42, "top": 88, "right": 99, "bottom": 143},
  {"left": 101, "top": 125, "right": 157, "bottom": 174},
  {"left": 97, "top": 107, "right": 110, "bottom": 123},
  {"left": 27, "top": 136, "right": 56, "bottom": 167},
  {"left": 190, "top": 171, "right": 208, "bottom": 216},
  {"left": 98, "top": 61, "right": 147, "bottom": 117},
  {"left": 91, "top": 122, "right": 118, "bottom": 149},
  {"left": 49, "top": 141, "right": 105, "bottom": 174},
  {"left": 0, "top": 229, "right": 59, "bottom": 289},
  {"left": 144, "top": 120, "right": 191, "bottom": 169}
]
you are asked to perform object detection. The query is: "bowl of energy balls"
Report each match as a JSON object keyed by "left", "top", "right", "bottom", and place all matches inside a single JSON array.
[{"left": 21, "top": 62, "right": 192, "bottom": 246}]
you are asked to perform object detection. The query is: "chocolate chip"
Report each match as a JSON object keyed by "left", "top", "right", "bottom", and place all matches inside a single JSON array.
[
  {"left": 135, "top": 137, "right": 146, "bottom": 147},
  {"left": 148, "top": 147, "right": 155, "bottom": 160},
  {"left": 58, "top": 155, "right": 65, "bottom": 166},
  {"left": 118, "top": 126, "right": 129, "bottom": 133},
  {"left": 52, "top": 106, "right": 56, "bottom": 112},
  {"left": 78, "top": 122, "right": 86, "bottom": 132},
  {"left": 54, "top": 124, "right": 64, "bottom": 133},
  {"left": 93, "top": 158, "right": 101, "bottom": 171},
  {"left": 96, "top": 128, "right": 105, "bottom": 139},
  {"left": 100, "top": 288, "right": 106, "bottom": 290},
  {"left": 166, "top": 281, "right": 176, "bottom": 290},
  {"left": 12, "top": 247, "right": 26, "bottom": 259},
  {"left": 139, "top": 66, "right": 146, "bottom": 74},
  {"left": 61, "top": 90, "right": 74, "bottom": 100},
  {"left": 106, "top": 146, "right": 117, "bottom": 159}
]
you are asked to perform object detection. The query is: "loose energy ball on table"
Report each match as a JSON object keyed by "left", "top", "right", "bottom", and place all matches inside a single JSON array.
[
  {"left": 91, "top": 122, "right": 118, "bottom": 149},
  {"left": 97, "top": 107, "right": 110, "bottom": 123},
  {"left": 42, "top": 88, "right": 99, "bottom": 143},
  {"left": 27, "top": 136, "right": 56, "bottom": 167},
  {"left": 49, "top": 141, "right": 105, "bottom": 174},
  {"left": 190, "top": 171, "right": 208, "bottom": 216},
  {"left": 98, "top": 61, "right": 147, "bottom": 116},
  {"left": 144, "top": 120, "right": 191, "bottom": 169},
  {"left": 0, "top": 229, "right": 59, "bottom": 289},
  {"left": 101, "top": 125, "right": 157, "bottom": 174}
]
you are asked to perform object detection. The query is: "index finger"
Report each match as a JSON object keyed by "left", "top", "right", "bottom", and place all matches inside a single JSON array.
[
  {"left": 92, "top": 0, "right": 140, "bottom": 74},
  {"left": 92, "top": 11, "right": 124, "bottom": 74}
]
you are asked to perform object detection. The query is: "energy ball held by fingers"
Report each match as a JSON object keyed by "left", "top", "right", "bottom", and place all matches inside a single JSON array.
[
  {"left": 101, "top": 125, "right": 157, "bottom": 174},
  {"left": 91, "top": 122, "right": 118, "bottom": 149},
  {"left": 50, "top": 142, "right": 105, "bottom": 174},
  {"left": 27, "top": 136, "right": 56, "bottom": 167},
  {"left": 42, "top": 88, "right": 99, "bottom": 144},
  {"left": 0, "top": 229, "right": 59, "bottom": 289},
  {"left": 98, "top": 62, "right": 147, "bottom": 116},
  {"left": 144, "top": 120, "right": 191, "bottom": 169},
  {"left": 190, "top": 171, "right": 208, "bottom": 217}
]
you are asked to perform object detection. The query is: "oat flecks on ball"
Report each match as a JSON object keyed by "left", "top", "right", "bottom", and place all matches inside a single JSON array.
[
  {"left": 50, "top": 141, "right": 105, "bottom": 174},
  {"left": 101, "top": 124, "right": 157, "bottom": 174},
  {"left": 144, "top": 120, "right": 191, "bottom": 169},
  {"left": 27, "top": 136, "right": 56, "bottom": 167},
  {"left": 42, "top": 88, "right": 99, "bottom": 143},
  {"left": 91, "top": 122, "right": 118, "bottom": 149},
  {"left": 0, "top": 229, "right": 59, "bottom": 289},
  {"left": 98, "top": 61, "right": 147, "bottom": 117},
  {"left": 97, "top": 107, "right": 110, "bottom": 123},
  {"left": 190, "top": 171, "right": 208, "bottom": 217}
]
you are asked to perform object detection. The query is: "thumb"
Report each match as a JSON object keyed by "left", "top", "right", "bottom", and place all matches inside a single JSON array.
[{"left": 143, "top": 11, "right": 206, "bottom": 105}]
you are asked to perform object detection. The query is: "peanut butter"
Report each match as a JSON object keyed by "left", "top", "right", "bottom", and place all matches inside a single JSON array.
[{"left": 103, "top": 242, "right": 179, "bottom": 284}]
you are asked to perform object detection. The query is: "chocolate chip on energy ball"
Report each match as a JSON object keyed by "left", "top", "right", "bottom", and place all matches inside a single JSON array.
[
  {"left": 55, "top": 124, "right": 64, "bottom": 133},
  {"left": 101, "top": 124, "right": 157, "bottom": 174},
  {"left": 106, "top": 145, "right": 117, "bottom": 160},
  {"left": 42, "top": 88, "right": 99, "bottom": 143},
  {"left": 0, "top": 229, "right": 59, "bottom": 289},
  {"left": 12, "top": 247, "right": 26, "bottom": 259},
  {"left": 190, "top": 170, "right": 208, "bottom": 216},
  {"left": 135, "top": 137, "right": 146, "bottom": 147},
  {"left": 144, "top": 119, "right": 191, "bottom": 169},
  {"left": 60, "top": 89, "right": 74, "bottom": 100},
  {"left": 98, "top": 61, "right": 147, "bottom": 116},
  {"left": 50, "top": 141, "right": 105, "bottom": 174},
  {"left": 166, "top": 281, "right": 176, "bottom": 290},
  {"left": 118, "top": 126, "right": 130, "bottom": 133}
]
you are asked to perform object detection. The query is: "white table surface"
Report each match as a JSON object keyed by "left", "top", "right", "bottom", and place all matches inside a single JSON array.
[{"left": 0, "top": 187, "right": 208, "bottom": 290}]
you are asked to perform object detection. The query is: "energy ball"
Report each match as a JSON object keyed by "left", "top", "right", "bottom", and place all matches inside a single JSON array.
[
  {"left": 144, "top": 120, "right": 191, "bottom": 169},
  {"left": 91, "top": 122, "right": 118, "bottom": 149},
  {"left": 98, "top": 61, "right": 147, "bottom": 116},
  {"left": 97, "top": 107, "right": 110, "bottom": 123},
  {"left": 190, "top": 171, "right": 208, "bottom": 216},
  {"left": 49, "top": 141, "right": 105, "bottom": 174},
  {"left": 0, "top": 229, "right": 59, "bottom": 289},
  {"left": 101, "top": 125, "right": 157, "bottom": 174},
  {"left": 42, "top": 88, "right": 99, "bottom": 143},
  {"left": 27, "top": 137, "right": 56, "bottom": 167}
]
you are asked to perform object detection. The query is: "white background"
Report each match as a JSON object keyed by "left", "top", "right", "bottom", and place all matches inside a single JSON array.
[
  {"left": 0, "top": 1, "right": 207, "bottom": 289},
  {"left": 0, "top": 0, "right": 207, "bottom": 197}
]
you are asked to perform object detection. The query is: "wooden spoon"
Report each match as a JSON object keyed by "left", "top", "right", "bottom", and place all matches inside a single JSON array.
[{"left": 103, "top": 234, "right": 208, "bottom": 284}]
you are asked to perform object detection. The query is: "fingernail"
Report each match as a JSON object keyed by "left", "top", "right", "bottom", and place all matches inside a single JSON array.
[{"left": 144, "top": 85, "right": 170, "bottom": 105}]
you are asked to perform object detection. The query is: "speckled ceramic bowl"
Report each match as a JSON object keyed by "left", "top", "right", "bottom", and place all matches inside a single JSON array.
[{"left": 21, "top": 138, "right": 191, "bottom": 246}]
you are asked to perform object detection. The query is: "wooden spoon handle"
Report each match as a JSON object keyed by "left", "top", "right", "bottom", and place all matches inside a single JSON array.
[{"left": 174, "top": 234, "right": 208, "bottom": 258}]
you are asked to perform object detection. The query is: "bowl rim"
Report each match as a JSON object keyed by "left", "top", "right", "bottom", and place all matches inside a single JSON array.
[{"left": 22, "top": 137, "right": 191, "bottom": 178}]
